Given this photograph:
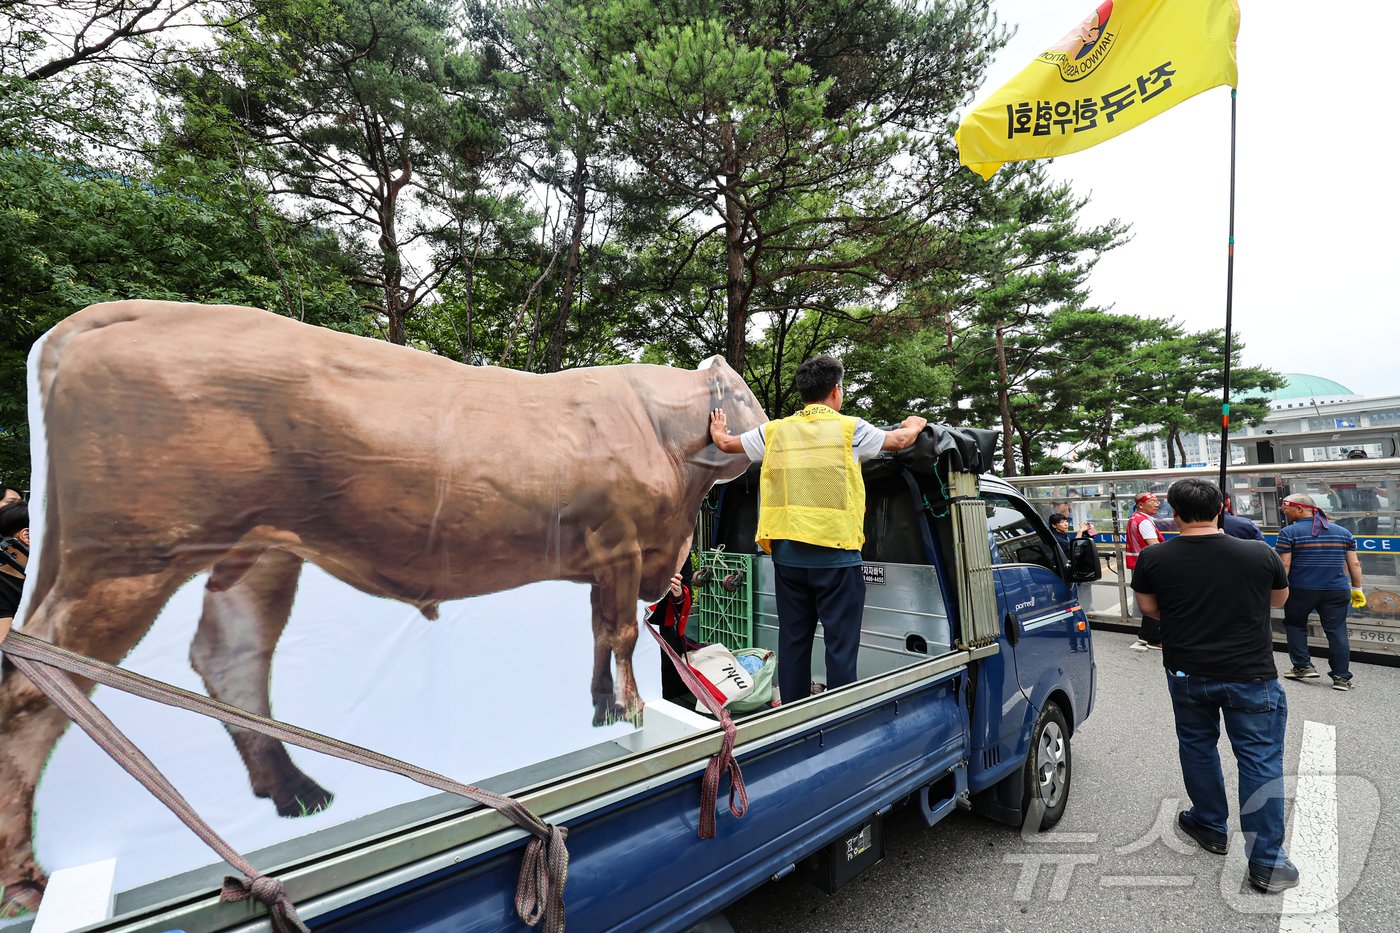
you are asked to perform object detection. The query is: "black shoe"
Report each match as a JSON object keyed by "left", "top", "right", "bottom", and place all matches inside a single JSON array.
[
  {"left": 1177, "top": 811, "right": 1228, "bottom": 855},
  {"left": 1247, "top": 859, "right": 1300, "bottom": 893},
  {"left": 1283, "top": 665, "right": 1320, "bottom": 680}
]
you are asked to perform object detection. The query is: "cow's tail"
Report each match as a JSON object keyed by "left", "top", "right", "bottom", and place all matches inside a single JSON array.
[{"left": 12, "top": 315, "right": 86, "bottom": 630}]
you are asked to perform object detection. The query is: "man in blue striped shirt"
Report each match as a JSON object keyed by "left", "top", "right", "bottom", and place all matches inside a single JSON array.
[{"left": 1275, "top": 494, "right": 1366, "bottom": 690}]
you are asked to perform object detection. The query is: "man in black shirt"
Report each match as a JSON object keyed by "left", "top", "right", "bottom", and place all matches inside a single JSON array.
[{"left": 1131, "top": 479, "right": 1297, "bottom": 894}]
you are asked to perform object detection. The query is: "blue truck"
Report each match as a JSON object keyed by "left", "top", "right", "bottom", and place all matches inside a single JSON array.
[{"left": 70, "top": 427, "right": 1101, "bottom": 933}]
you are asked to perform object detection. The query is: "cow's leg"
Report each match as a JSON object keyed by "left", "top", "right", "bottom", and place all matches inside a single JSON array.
[
  {"left": 588, "top": 584, "right": 618, "bottom": 727},
  {"left": 588, "top": 547, "right": 645, "bottom": 727},
  {"left": 0, "top": 667, "right": 55, "bottom": 917},
  {"left": 612, "top": 608, "right": 643, "bottom": 725},
  {"left": 0, "top": 571, "right": 186, "bottom": 917},
  {"left": 190, "top": 550, "right": 332, "bottom": 818}
]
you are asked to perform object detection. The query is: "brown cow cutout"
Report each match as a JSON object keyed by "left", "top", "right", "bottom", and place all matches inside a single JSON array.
[{"left": 0, "top": 300, "right": 766, "bottom": 913}]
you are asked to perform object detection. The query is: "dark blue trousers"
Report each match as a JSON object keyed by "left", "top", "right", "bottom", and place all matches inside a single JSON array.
[
  {"left": 1282, "top": 588, "right": 1352, "bottom": 679},
  {"left": 1166, "top": 674, "right": 1288, "bottom": 868},
  {"left": 773, "top": 563, "right": 865, "bottom": 703}
]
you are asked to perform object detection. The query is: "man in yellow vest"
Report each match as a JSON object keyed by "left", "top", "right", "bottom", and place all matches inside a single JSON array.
[{"left": 709, "top": 356, "right": 927, "bottom": 703}]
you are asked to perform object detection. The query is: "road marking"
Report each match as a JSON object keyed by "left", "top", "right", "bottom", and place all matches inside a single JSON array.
[{"left": 1280, "top": 720, "right": 1338, "bottom": 933}]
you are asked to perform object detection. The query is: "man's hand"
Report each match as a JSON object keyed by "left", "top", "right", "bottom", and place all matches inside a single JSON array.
[
  {"left": 1351, "top": 588, "right": 1367, "bottom": 609},
  {"left": 710, "top": 408, "right": 728, "bottom": 439},
  {"left": 882, "top": 415, "right": 928, "bottom": 451},
  {"left": 670, "top": 572, "right": 685, "bottom": 597},
  {"left": 710, "top": 408, "right": 745, "bottom": 454}
]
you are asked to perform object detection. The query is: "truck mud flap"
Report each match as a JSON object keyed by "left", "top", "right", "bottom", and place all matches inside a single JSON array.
[{"left": 969, "top": 761, "right": 1024, "bottom": 827}]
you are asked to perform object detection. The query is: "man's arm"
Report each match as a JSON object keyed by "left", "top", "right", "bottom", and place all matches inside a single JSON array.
[
  {"left": 1135, "top": 592, "right": 1158, "bottom": 618},
  {"left": 1346, "top": 550, "right": 1364, "bottom": 588},
  {"left": 1268, "top": 550, "right": 1290, "bottom": 608},
  {"left": 709, "top": 409, "right": 747, "bottom": 455},
  {"left": 881, "top": 415, "right": 928, "bottom": 451},
  {"left": 1279, "top": 553, "right": 1291, "bottom": 574},
  {"left": 1137, "top": 519, "right": 1160, "bottom": 549}
]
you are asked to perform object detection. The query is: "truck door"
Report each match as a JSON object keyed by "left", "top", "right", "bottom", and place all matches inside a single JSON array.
[{"left": 984, "top": 491, "right": 1091, "bottom": 711}]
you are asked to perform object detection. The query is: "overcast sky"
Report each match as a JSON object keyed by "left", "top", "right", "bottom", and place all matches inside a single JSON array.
[{"left": 965, "top": 1, "right": 1399, "bottom": 399}]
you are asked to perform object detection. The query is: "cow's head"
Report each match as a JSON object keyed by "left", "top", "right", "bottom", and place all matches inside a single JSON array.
[{"left": 696, "top": 355, "right": 767, "bottom": 479}]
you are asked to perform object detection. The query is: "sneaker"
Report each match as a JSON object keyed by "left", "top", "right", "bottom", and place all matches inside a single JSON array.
[
  {"left": 1331, "top": 676, "right": 1354, "bottom": 691},
  {"left": 1147, "top": 643, "right": 1163, "bottom": 651},
  {"left": 1283, "top": 665, "right": 1320, "bottom": 680},
  {"left": 1177, "top": 811, "right": 1228, "bottom": 855},
  {"left": 1130, "top": 639, "right": 1150, "bottom": 652},
  {"left": 1247, "top": 858, "right": 1300, "bottom": 894}
]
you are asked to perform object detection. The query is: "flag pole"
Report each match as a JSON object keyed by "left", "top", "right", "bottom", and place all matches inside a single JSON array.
[{"left": 1217, "top": 87, "right": 1238, "bottom": 513}]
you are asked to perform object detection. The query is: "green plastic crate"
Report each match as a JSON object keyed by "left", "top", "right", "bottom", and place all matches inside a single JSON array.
[{"left": 692, "top": 550, "right": 753, "bottom": 652}]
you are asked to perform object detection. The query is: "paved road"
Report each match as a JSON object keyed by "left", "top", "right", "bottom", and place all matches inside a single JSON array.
[{"left": 725, "top": 631, "right": 1400, "bottom": 933}]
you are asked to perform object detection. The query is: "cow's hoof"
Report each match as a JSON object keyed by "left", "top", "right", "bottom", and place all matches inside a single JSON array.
[
  {"left": 591, "top": 693, "right": 618, "bottom": 727},
  {"left": 591, "top": 702, "right": 629, "bottom": 727},
  {"left": 1, "top": 880, "right": 45, "bottom": 919},
  {"left": 273, "top": 776, "right": 335, "bottom": 817}
]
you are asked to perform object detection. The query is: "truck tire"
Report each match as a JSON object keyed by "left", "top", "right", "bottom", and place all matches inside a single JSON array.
[{"left": 1023, "top": 703, "right": 1071, "bottom": 831}]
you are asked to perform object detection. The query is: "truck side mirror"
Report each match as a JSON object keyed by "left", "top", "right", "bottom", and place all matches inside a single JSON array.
[{"left": 1068, "top": 538, "right": 1102, "bottom": 583}]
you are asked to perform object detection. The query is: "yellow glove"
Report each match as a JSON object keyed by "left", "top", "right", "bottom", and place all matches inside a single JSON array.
[{"left": 1350, "top": 588, "right": 1367, "bottom": 609}]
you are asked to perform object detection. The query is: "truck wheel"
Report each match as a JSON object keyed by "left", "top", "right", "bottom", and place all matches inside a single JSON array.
[{"left": 1023, "top": 703, "right": 1071, "bottom": 831}]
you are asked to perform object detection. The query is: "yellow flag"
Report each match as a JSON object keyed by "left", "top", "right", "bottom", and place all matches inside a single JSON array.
[{"left": 956, "top": 0, "right": 1240, "bottom": 180}]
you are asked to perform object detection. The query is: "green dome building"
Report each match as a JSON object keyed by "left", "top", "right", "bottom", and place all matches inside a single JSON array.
[{"left": 1266, "top": 374, "right": 1358, "bottom": 409}]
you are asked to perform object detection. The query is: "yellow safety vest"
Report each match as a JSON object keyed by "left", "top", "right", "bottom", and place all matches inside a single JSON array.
[{"left": 756, "top": 404, "right": 866, "bottom": 554}]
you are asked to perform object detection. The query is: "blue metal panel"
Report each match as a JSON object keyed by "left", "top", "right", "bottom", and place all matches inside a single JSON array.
[
  {"left": 312, "top": 672, "right": 968, "bottom": 933},
  {"left": 965, "top": 622, "right": 1030, "bottom": 790},
  {"left": 751, "top": 558, "right": 953, "bottom": 681},
  {"left": 996, "top": 564, "right": 1093, "bottom": 728}
]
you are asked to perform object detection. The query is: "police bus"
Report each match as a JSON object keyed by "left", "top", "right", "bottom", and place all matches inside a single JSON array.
[{"left": 1006, "top": 450, "right": 1400, "bottom": 661}]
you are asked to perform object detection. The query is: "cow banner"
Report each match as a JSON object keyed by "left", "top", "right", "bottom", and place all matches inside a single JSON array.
[
  {"left": 0, "top": 300, "right": 767, "bottom": 918},
  {"left": 955, "top": 0, "right": 1240, "bottom": 180}
]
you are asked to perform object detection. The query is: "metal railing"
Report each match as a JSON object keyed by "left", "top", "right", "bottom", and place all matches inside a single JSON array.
[{"left": 1005, "top": 458, "right": 1400, "bottom": 659}]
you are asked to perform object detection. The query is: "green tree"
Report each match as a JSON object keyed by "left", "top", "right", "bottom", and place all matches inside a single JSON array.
[
  {"left": 491, "top": 0, "right": 666, "bottom": 371},
  {"left": 938, "top": 169, "right": 1127, "bottom": 474},
  {"left": 1039, "top": 307, "right": 1172, "bottom": 470},
  {"left": 603, "top": 0, "right": 1003, "bottom": 374},
  {"left": 1119, "top": 326, "right": 1283, "bottom": 468},
  {"left": 206, "top": 0, "right": 501, "bottom": 343},
  {"left": 0, "top": 0, "right": 215, "bottom": 156},
  {"left": 0, "top": 148, "right": 364, "bottom": 483}
]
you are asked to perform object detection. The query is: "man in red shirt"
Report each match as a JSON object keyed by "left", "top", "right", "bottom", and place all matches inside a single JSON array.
[{"left": 1126, "top": 492, "right": 1163, "bottom": 650}]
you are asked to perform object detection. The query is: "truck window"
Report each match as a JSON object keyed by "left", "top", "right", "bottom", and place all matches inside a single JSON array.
[{"left": 983, "top": 492, "right": 1059, "bottom": 572}]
